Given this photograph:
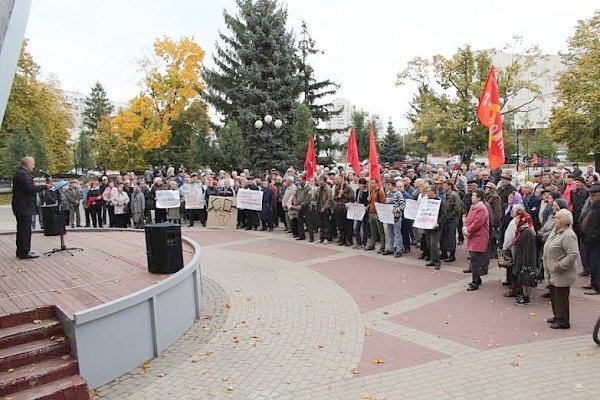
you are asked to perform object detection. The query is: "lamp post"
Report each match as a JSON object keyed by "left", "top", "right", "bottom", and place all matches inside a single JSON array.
[{"left": 255, "top": 114, "right": 283, "bottom": 172}]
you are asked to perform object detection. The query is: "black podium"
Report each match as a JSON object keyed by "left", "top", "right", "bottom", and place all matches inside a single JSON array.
[
  {"left": 40, "top": 204, "right": 66, "bottom": 236},
  {"left": 145, "top": 222, "right": 184, "bottom": 274}
]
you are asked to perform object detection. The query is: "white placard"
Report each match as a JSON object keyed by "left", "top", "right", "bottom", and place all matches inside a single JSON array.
[
  {"left": 413, "top": 199, "right": 441, "bottom": 229},
  {"left": 375, "top": 202, "right": 395, "bottom": 224},
  {"left": 156, "top": 190, "right": 181, "bottom": 209},
  {"left": 346, "top": 203, "right": 366, "bottom": 221},
  {"left": 183, "top": 183, "right": 204, "bottom": 209},
  {"left": 236, "top": 188, "right": 263, "bottom": 211},
  {"left": 404, "top": 199, "right": 419, "bottom": 220}
]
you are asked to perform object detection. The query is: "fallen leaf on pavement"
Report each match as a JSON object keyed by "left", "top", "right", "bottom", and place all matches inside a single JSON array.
[
  {"left": 142, "top": 361, "right": 152, "bottom": 371},
  {"left": 509, "top": 361, "right": 519, "bottom": 367},
  {"left": 224, "top": 303, "right": 231, "bottom": 309},
  {"left": 516, "top": 352, "right": 525, "bottom": 358},
  {"left": 227, "top": 385, "right": 234, "bottom": 391},
  {"left": 157, "top": 373, "right": 165, "bottom": 378},
  {"left": 364, "top": 330, "right": 371, "bottom": 337},
  {"left": 372, "top": 359, "right": 385, "bottom": 365},
  {"left": 33, "top": 319, "right": 42, "bottom": 324},
  {"left": 383, "top": 311, "right": 389, "bottom": 315},
  {"left": 352, "top": 368, "right": 360, "bottom": 375}
]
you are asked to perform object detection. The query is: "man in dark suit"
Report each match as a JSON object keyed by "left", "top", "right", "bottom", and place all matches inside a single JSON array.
[{"left": 12, "top": 156, "right": 48, "bottom": 259}]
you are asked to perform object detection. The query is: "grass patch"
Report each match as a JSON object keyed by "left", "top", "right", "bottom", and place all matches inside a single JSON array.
[{"left": 0, "top": 192, "right": 12, "bottom": 206}]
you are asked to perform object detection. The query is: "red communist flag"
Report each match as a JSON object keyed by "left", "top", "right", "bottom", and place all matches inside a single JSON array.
[
  {"left": 368, "top": 126, "right": 382, "bottom": 187},
  {"left": 346, "top": 127, "right": 361, "bottom": 174},
  {"left": 477, "top": 66, "right": 505, "bottom": 170},
  {"left": 304, "top": 133, "right": 317, "bottom": 180}
]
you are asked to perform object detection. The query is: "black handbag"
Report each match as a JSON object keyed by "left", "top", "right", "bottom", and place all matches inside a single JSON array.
[
  {"left": 519, "top": 265, "right": 538, "bottom": 288},
  {"left": 497, "top": 249, "right": 513, "bottom": 268}
]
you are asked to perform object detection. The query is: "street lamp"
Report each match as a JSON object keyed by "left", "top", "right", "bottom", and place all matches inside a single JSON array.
[{"left": 255, "top": 114, "right": 283, "bottom": 170}]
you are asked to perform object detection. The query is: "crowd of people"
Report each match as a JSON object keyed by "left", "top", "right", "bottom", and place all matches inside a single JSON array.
[{"left": 31, "top": 160, "right": 600, "bottom": 330}]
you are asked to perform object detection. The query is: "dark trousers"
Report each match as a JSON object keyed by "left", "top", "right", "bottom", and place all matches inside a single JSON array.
[
  {"left": 107, "top": 205, "right": 115, "bottom": 227},
  {"left": 306, "top": 207, "right": 318, "bottom": 241},
  {"left": 488, "top": 227, "right": 499, "bottom": 257},
  {"left": 155, "top": 209, "right": 167, "bottom": 223},
  {"left": 440, "top": 218, "right": 457, "bottom": 256},
  {"left": 354, "top": 215, "right": 369, "bottom": 246},
  {"left": 187, "top": 209, "right": 200, "bottom": 226},
  {"left": 16, "top": 215, "right": 33, "bottom": 257},
  {"left": 89, "top": 205, "right": 102, "bottom": 227},
  {"left": 470, "top": 251, "right": 489, "bottom": 284},
  {"left": 549, "top": 285, "right": 570, "bottom": 324},
  {"left": 84, "top": 207, "right": 90, "bottom": 226},
  {"left": 426, "top": 229, "right": 441, "bottom": 264},
  {"left": 583, "top": 242, "right": 600, "bottom": 290},
  {"left": 401, "top": 217, "right": 412, "bottom": 251},
  {"left": 291, "top": 217, "right": 299, "bottom": 236},
  {"left": 457, "top": 216, "right": 464, "bottom": 243},
  {"left": 296, "top": 209, "right": 306, "bottom": 239},
  {"left": 114, "top": 213, "right": 127, "bottom": 228},
  {"left": 319, "top": 211, "right": 332, "bottom": 241},
  {"left": 334, "top": 207, "right": 352, "bottom": 244}
]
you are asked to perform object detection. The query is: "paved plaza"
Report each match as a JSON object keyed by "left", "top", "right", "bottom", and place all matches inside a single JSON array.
[{"left": 0, "top": 206, "right": 599, "bottom": 399}]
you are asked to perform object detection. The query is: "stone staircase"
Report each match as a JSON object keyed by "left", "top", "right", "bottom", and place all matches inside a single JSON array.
[{"left": 0, "top": 306, "right": 88, "bottom": 400}]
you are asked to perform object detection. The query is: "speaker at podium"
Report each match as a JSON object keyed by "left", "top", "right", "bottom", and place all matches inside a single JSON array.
[{"left": 144, "top": 222, "right": 184, "bottom": 274}]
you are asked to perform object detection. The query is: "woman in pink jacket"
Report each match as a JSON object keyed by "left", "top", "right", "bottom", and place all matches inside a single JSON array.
[{"left": 463, "top": 189, "right": 490, "bottom": 291}]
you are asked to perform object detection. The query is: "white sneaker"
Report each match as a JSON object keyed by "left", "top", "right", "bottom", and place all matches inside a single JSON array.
[{"left": 323, "top": 239, "right": 329, "bottom": 245}]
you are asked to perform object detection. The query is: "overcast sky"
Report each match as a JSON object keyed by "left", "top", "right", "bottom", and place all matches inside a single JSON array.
[{"left": 24, "top": 0, "right": 598, "bottom": 129}]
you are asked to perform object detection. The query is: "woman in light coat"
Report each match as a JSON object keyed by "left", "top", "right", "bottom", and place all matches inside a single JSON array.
[
  {"left": 130, "top": 185, "right": 146, "bottom": 228},
  {"left": 542, "top": 209, "right": 579, "bottom": 329},
  {"left": 111, "top": 183, "right": 130, "bottom": 228}
]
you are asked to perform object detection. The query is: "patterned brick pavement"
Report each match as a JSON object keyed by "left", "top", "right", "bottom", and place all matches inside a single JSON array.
[{"left": 15, "top": 221, "right": 594, "bottom": 400}]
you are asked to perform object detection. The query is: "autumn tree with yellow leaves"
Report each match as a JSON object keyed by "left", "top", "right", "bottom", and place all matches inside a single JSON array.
[{"left": 95, "top": 36, "right": 208, "bottom": 170}]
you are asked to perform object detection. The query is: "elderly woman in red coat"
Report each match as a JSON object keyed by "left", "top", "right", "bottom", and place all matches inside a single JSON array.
[{"left": 463, "top": 188, "right": 490, "bottom": 291}]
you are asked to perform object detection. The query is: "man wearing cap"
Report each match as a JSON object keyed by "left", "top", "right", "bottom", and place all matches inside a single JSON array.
[
  {"left": 522, "top": 182, "right": 541, "bottom": 229},
  {"left": 497, "top": 173, "right": 516, "bottom": 210},
  {"left": 552, "top": 170, "right": 566, "bottom": 194},
  {"left": 484, "top": 182, "right": 503, "bottom": 256},
  {"left": 65, "top": 179, "right": 82, "bottom": 228},
  {"left": 579, "top": 184, "right": 600, "bottom": 294},
  {"left": 440, "top": 180, "right": 463, "bottom": 262}
]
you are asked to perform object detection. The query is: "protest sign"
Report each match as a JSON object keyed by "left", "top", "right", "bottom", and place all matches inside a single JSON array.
[
  {"left": 207, "top": 195, "right": 238, "bottom": 230},
  {"left": 236, "top": 188, "right": 263, "bottom": 211},
  {"left": 183, "top": 183, "right": 204, "bottom": 209},
  {"left": 156, "top": 190, "right": 181, "bottom": 209},
  {"left": 375, "top": 202, "right": 395, "bottom": 224},
  {"left": 346, "top": 203, "right": 366, "bottom": 221},
  {"left": 403, "top": 199, "right": 419, "bottom": 220},
  {"left": 413, "top": 199, "right": 441, "bottom": 229}
]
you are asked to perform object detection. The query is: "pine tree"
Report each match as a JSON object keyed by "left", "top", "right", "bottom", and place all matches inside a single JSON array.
[
  {"left": 290, "top": 103, "right": 314, "bottom": 165},
  {"left": 216, "top": 120, "right": 245, "bottom": 171},
  {"left": 80, "top": 82, "right": 114, "bottom": 170},
  {"left": 352, "top": 112, "right": 369, "bottom": 163},
  {"left": 379, "top": 119, "right": 405, "bottom": 164},
  {"left": 297, "top": 21, "right": 340, "bottom": 159},
  {"left": 204, "top": 0, "right": 302, "bottom": 173}
]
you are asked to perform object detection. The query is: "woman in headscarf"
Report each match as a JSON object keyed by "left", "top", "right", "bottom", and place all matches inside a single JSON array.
[
  {"left": 512, "top": 211, "right": 538, "bottom": 306},
  {"left": 501, "top": 191, "right": 524, "bottom": 243}
]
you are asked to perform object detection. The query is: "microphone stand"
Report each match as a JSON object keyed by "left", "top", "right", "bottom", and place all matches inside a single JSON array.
[{"left": 44, "top": 177, "right": 83, "bottom": 256}]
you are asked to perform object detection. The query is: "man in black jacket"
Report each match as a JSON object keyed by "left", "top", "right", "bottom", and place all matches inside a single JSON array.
[
  {"left": 12, "top": 157, "right": 49, "bottom": 259},
  {"left": 580, "top": 184, "right": 600, "bottom": 295}
]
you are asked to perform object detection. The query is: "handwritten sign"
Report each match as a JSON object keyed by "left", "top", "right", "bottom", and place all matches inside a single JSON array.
[
  {"left": 236, "top": 188, "right": 263, "bottom": 211},
  {"left": 346, "top": 203, "right": 366, "bottom": 221},
  {"left": 403, "top": 199, "right": 419, "bottom": 220},
  {"left": 375, "top": 202, "right": 395, "bottom": 224},
  {"left": 207, "top": 195, "right": 238, "bottom": 230},
  {"left": 156, "top": 190, "right": 180, "bottom": 209},
  {"left": 413, "top": 199, "right": 441, "bottom": 229},
  {"left": 183, "top": 183, "right": 204, "bottom": 209}
]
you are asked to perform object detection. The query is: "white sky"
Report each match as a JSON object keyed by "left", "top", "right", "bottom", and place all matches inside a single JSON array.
[{"left": 24, "top": 0, "right": 598, "bottom": 129}]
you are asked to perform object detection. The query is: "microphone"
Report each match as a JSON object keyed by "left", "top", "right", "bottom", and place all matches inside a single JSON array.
[{"left": 38, "top": 170, "right": 51, "bottom": 177}]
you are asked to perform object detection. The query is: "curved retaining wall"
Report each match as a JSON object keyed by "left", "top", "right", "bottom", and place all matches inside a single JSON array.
[{"left": 71, "top": 234, "right": 202, "bottom": 389}]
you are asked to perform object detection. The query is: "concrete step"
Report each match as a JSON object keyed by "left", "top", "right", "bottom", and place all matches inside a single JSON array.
[
  {"left": 0, "top": 338, "right": 69, "bottom": 371},
  {"left": 6, "top": 374, "right": 89, "bottom": 400},
  {"left": 0, "top": 319, "right": 62, "bottom": 350},
  {"left": 0, "top": 355, "right": 78, "bottom": 396},
  {"left": 0, "top": 307, "right": 56, "bottom": 330}
]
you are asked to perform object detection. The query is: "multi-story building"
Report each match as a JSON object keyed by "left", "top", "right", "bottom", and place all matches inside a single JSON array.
[
  {"left": 64, "top": 90, "right": 127, "bottom": 139},
  {"left": 326, "top": 98, "right": 384, "bottom": 145},
  {"left": 492, "top": 51, "right": 566, "bottom": 129}
]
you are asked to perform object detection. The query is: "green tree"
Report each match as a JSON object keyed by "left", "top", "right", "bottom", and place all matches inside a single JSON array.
[
  {"left": 379, "top": 119, "right": 405, "bottom": 164},
  {"left": 80, "top": 81, "right": 114, "bottom": 170},
  {"left": 398, "top": 38, "right": 546, "bottom": 164},
  {"left": 351, "top": 112, "right": 369, "bottom": 162},
  {"left": 0, "top": 41, "right": 72, "bottom": 175},
  {"left": 214, "top": 120, "right": 245, "bottom": 172},
  {"left": 297, "top": 20, "right": 340, "bottom": 159},
  {"left": 290, "top": 103, "right": 314, "bottom": 166},
  {"left": 204, "top": 0, "right": 302, "bottom": 172},
  {"left": 550, "top": 11, "right": 600, "bottom": 165}
]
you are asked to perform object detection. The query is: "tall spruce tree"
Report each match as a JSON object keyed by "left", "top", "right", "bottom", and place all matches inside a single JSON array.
[
  {"left": 351, "top": 112, "right": 369, "bottom": 163},
  {"left": 379, "top": 119, "right": 404, "bottom": 164},
  {"left": 80, "top": 82, "right": 114, "bottom": 170},
  {"left": 297, "top": 21, "right": 340, "bottom": 161},
  {"left": 204, "top": 0, "right": 302, "bottom": 173}
]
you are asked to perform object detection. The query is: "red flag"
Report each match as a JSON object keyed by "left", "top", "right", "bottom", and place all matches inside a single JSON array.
[
  {"left": 346, "top": 128, "right": 361, "bottom": 174},
  {"left": 477, "top": 66, "right": 505, "bottom": 170},
  {"left": 368, "top": 126, "right": 381, "bottom": 187},
  {"left": 304, "top": 133, "right": 317, "bottom": 180}
]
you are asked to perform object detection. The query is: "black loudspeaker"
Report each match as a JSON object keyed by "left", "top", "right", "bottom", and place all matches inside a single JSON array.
[
  {"left": 41, "top": 204, "right": 66, "bottom": 236},
  {"left": 145, "top": 222, "right": 184, "bottom": 274}
]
